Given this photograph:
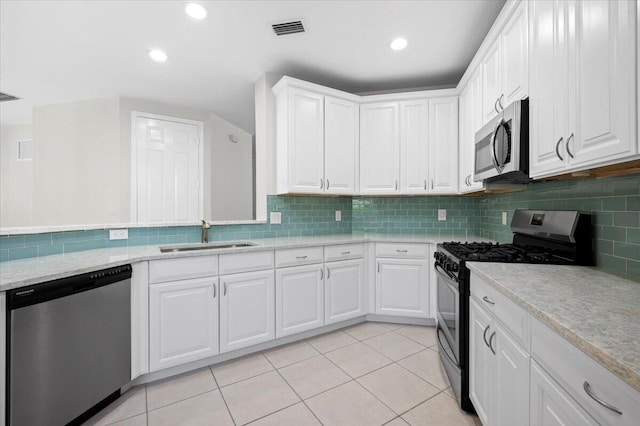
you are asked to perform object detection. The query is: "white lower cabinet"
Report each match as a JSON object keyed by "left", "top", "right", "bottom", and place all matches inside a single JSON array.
[
  {"left": 149, "top": 277, "right": 219, "bottom": 371},
  {"left": 275, "top": 264, "right": 324, "bottom": 338},
  {"left": 325, "top": 258, "right": 365, "bottom": 324},
  {"left": 530, "top": 360, "right": 598, "bottom": 426},
  {"left": 220, "top": 269, "right": 275, "bottom": 353},
  {"left": 375, "top": 257, "right": 429, "bottom": 318},
  {"left": 469, "top": 281, "right": 530, "bottom": 426}
]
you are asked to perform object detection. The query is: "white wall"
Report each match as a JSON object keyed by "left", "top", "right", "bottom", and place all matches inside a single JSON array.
[
  {"left": 255, "top": 73, "right": 282, "bottom": 198},
  {"left": 210, "top": 113, "right": 254, "bottom": 220},
  {"left": 0, "top": 124, "right": 33, "bottom": 226},
  {"left": 32, "top": 98, "right": 121, "bottom": 226},
  {"left": 1, "top": 96, "right": 257, "bottom": 228}
]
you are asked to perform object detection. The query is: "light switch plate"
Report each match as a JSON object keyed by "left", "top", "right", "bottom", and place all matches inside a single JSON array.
[
  {"left": 109, "top": 229, "right": 128, "bottom": 240},
  {"left": 438, "top": 209, "right": 447, "bottom": 221},
  {"left": 335, "top": 210, "right": 342, "bottom": 222},
  {"left": 270, "top": 211, "right": 282, "bottom": 225},
  {"left": 502, "top": 211, "right": 508, "bottom": 225}
]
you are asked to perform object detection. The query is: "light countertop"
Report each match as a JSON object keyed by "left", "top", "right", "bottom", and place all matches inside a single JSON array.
[
  {"left": 0, "top": 233, "right": 488, "bottom": 291},
  {"left": 467, "top": 262, "right": 640, "bottom": 393}
]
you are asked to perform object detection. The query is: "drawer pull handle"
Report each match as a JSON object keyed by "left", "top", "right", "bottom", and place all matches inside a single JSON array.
[
  {"left": 483, "top": 325, "right": 491, "bottom": 348},
  {"left": 583, "top": 382, "right": 623, "bottom": 415},
  {"left": 488, "top": 331, "right": 496, "bottom": 355},
  {"left": 396, "top": 249, "right": 408, "bottom": 253},
  {"left": 341, "top": 251, "right": 351, "bottom": 255},
  {"left": 296, "top": 256, "right": 308, "bottom": 259},
  {"left": 482, "top": 296, "right": 495, "bottom": 305}
]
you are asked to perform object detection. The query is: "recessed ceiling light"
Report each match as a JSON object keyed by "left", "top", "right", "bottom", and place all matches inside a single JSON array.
[
  {"left": 389, "top": 38, "right": 408, "bottom": 51},
  {"left": 185, "top": 3, "right": 207, "bottom": 20},
  {"left": 148, "top": 49, "right": 168, "bottom": 62}
]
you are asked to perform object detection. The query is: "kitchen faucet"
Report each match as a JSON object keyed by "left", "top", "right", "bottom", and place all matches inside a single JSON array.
[{"left": 201, "top": 220, "right": 210, "bottom": 243}]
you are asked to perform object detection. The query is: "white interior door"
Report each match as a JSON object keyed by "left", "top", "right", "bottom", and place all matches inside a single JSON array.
[{"left": 133, "top": 113, "right": 203, "bottom": 223}]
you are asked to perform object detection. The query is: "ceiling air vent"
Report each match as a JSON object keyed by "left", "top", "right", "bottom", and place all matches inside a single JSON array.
[
  {"left": 0, "top": 92, "right": 20, "bottom": 102},
  {"left": 272, "top": 20, "right": 305, "bottom": 36}
]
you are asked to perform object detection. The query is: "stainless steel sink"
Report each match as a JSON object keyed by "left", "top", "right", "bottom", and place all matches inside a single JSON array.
[{"left": 159, "top": 242, "right": 257, "bottom": 253}]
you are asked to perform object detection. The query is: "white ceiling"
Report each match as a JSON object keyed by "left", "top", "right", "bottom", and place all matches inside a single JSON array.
[{"left": 0, "top": 0, "right": 505, "bottom": 133}]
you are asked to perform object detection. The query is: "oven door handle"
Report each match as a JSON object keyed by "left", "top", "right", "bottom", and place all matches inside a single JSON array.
[
  {"left": 437, "top": 325, "right": 460, "bottom": 368},
  {"left": 435, "top": 263, "right": 457, "bottom": 283}
]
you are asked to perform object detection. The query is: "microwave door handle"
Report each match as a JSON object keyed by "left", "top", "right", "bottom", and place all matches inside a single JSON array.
[{"left": 491, "top": 120, "right": 503, "bottom": 173}]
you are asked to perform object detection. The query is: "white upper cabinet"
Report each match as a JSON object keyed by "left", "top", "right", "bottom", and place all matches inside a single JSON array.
[
  {"left": 429, "top": 97, "right": 459, "bottom": 194},
  {"left": 482, "top": 1, "right": 528, "bottom": 124},
  {"left": 400, "top": 99, "right": 430, "bottom": 194},
  {"left": 569, "top": 0, "right": 636, "bottom": 167},
  {"left": 324, "top": 96, "right": 359, "bottom": 194},
  {"left": 529, "top": 0, "right": 569, "bottom": 178},
  {"left": 360, "top": 102, "right": 401, "bottom": 194},
  {"left": 459, "top": 67, "right": 484, "bottom": 193},
  {"left": 529, "top": 0, "right": 637, "bottom": 179},
  {"left": 274, "top": 78, "right": 358, "bottom": 195}
]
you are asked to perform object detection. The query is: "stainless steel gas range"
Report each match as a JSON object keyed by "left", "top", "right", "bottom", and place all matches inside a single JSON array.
[{"left": 434, "top": 209, "right": 594, "bottom": 413}]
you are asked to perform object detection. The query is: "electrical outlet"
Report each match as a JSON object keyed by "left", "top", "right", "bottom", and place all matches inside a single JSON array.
[
  {"left": 270, "top": 211, "right": 282, "bottom": 225},
  {"left": 438, "top": 209, "right": 447, "bottom": 221},
  {"left": 502, "top": 211, "right": 508, "bottom": 225},
  {"left": 109, "top": 229, "right": 128, "bottom": 240},
  {"left": 335, "top": 210, "right": 342, "bottom": 222}
]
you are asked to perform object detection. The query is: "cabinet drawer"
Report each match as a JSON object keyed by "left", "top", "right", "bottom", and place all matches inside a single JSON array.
[
  {"left": 275, "top": 246, "right": 323, "bottom": 268},
  {"left": 531, "top": 318, "right": 640, "bottom": 426},
  {"left": 219, "top": 251, "right": 274, "bottom": 275},
  {"left": 375, "top": 243, "right": 428, "bottom": 259},
  {"left": 324, "top": 243, "right": 364, "bottom": 262},
  {"left": 149, "top": 255, "right": 218, "bottom": 284},
  {"left": 470, "top": 272, "right": 530, "bottom": 350}
]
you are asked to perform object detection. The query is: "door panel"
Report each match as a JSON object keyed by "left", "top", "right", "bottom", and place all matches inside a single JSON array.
[
  {"left": 360, "top": 103, "right": 400, "bottom": 194},
  {"left": 376, "top": 258, "right": 428, "bottom": 317},
  {"left": 400, "top": 99, "right": 429, "bottom": 194},
  {"left": 276, "top": 265, "right": 324, "bottom": 337},
  {"left": 325, "top": 96, "right": 358, "bottom": 194},
  {"left": 325, "top": 259, "right": 365, "bottom": 324}
]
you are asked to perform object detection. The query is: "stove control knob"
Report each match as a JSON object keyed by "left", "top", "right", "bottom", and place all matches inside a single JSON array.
[{"left": 451, "top": 263, "right": 459, "bottom": 273}]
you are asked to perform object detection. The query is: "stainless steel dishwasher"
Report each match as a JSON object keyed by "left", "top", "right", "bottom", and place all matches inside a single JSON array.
[{"left": 6, "top": 264, "right": 132, "bottom": 426}]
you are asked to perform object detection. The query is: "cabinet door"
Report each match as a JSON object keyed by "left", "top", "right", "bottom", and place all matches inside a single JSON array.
[
  {"left": 400, "top": 99, "right": 429, "bottom": 194},
  {"left": 482, "top": 40, "right": 502, "bottom": 124},
  {"left": 275, "top": 264, "right": 324, "bottom": 338},
  {"left": 360, "top": 102, "right": 400, "bottom": 194},
  {"left": 469, "top": 298, "right": 494, "bottom": 426},
  {"left": 287, "top": 89, "right": 325, "bottom": 193},
  {"left": 325, "top": 96, "right": 358, "bottom": 194},
  {"left": 220, "top": 270, "right": 275, "bottom": 353},
  {"left": 376, "top": 258, "right": 429, "bottom": 317},
  {"left": 428, "top": 97, "right": 459, "bottom": 194},
  {"left": 149, "top": 277, "right": 219, "bottom": 371},
  {"left": 501, "top": 1, "right": 529, "bottom": 106},
  {"left": 460, "top": 67, "right": 484, "bottom": 193},
  {"left": 570, "top": 0, "right": 636, "bottom": 167},
  {"left": 325, "top": 258, "right": 365, "bottom": 324},
  {"left": 493, "top": 322, "right": 530, "bottom": 426},
  {"left": 529, "top": 0, "right": 569, "bottom": 178},
  {"left": 530, "top": 361, "right": 598, "bottom": 426}
]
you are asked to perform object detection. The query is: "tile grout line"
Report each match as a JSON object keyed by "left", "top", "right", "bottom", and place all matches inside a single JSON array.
[
  {"left": 258, "top": 349, "right": 326, "bottom": 426},
  {"left": 208, "top": 365, "right": 237, "bottom": 426}
]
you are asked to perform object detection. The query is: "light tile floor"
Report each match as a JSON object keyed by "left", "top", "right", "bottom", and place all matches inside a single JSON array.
[{"left": 85, "top": 322, "right": 480, "bottom": 426}]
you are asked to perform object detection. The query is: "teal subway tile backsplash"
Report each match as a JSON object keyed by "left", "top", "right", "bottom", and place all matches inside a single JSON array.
[
  {"left": 0, "top": 195, "right": 352, "bottom": 262},
  {"left": 2, "top": 176, "right": 640, "bottom": 281}
]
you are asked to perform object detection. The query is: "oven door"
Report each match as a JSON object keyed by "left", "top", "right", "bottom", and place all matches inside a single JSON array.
[{"left": 435, "top": 263, "right": 460, "bottom": 363}]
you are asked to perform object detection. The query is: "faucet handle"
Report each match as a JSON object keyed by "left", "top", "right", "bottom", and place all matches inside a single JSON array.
[{"left": 201, "top": 220, "right": 210, "bottom": 229}]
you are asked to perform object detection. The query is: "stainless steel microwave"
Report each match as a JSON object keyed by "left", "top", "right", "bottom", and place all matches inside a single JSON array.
[{"left": 474, "top": 99, "right": 529, "bottom": 183}]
